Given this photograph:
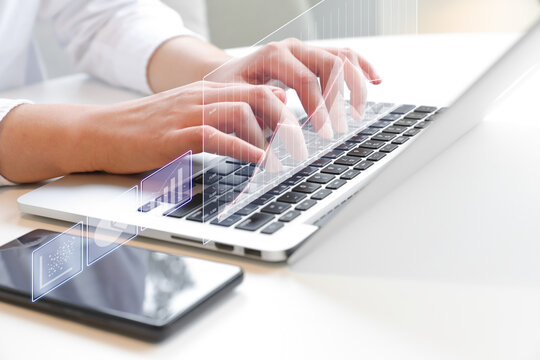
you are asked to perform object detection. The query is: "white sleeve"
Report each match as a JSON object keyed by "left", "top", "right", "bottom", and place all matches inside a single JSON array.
[
  {"left": 0, "top": 99, "right": 33, "bottom": 186},
  {"left": 41, "top": 0, "right": 200, "bottom": 94}
]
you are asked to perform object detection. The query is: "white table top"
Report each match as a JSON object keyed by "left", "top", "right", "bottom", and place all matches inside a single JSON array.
[{"left": 1, "top": 33, "right": 540, "bottom": 360}]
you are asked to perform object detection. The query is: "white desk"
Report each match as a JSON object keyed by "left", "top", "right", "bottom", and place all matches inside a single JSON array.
[{"left": 1, "top": 34, "right": 540, "bottom": 360}]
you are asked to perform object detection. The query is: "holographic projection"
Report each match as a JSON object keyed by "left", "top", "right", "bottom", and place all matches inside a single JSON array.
[
  {"left": 32, "top": 222, "right": 84, "bottom": 302},
  {"left": 139, "top": 150, "right": 193, "bottom": 217},
  {"left": 197, "top": 0, "right": 417, "bottom": 242},
  {"left": 31, "top": 152, "right": 194, "bottom": 301}
]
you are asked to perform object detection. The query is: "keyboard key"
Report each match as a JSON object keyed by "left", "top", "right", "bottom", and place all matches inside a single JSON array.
[
  {"left": 311, "top": 189, "right": 332, "bottom": 200},
  {"left": 279, "top": 210, "right": 301, "bottom": 222},
  {"left": 214, "top": 183, "right": 233, "bottom": 195},
  {"left": 310, "top": 158, "right": 332, "bottom": 167},
  {"left": 221, "top": 174, "right": 248, "bottom": 186},
  {"left": 347, "top": 134, "right": 370, "bottom": 143},
  {"left": 322, "top": 150, "right": 344, "bottom": 159},
  {"left": 390, "top": 104, "right": 415, "bottom": 114},
  {"left": 226, "top": 158, "right": 250, "bottom": 165},
  {"left": 414, "top": 106, "right": 437, "bottom": 113},
  {"left": 404, "top": 112, "right": 427, "bottom": 120},
  {"left": 211, "top": 214, "right": 242, "bottom": 227},
  {"left": 234, "top": 183, "right": 249, "bottom": 193},
  {"left": 236, "top": 213, "right": 274, "bottom": 231},
  {"left": 293, "top": 182, "right": 321, "bottom": 194},
  {"left": 369, "top": 121, "right": 391, "bottom": 128},
  {"left": 235, "top": 166, "right": 256, "bottom": 177},
  {"left": 340, "top": 169, "right": 361, "bottom": 180},
  {"left": 321, "top": 164, "right": 348, "bottom": 175},
  {"left": 283, "top": 175, "right": 304, "bottom": 186},
  {"left": 235, "top": 203, "right": 259, "bottom": 216},
  {"left": 367, "top": 152, "right": 387, "bottom": 161},
  {"left": 334, "top": 156, "right": 361, "bottom": 166},
  {"left": 380, "top": 144, "right": 398, "bottom": 153},
  {"left": 392, "top": 136, "right": 410, "bottom": 145},
  {"left": 194, "top": 172, "right": 221, "bottom": 185},
  {"left": 415, "top": 121, "right": 430, "bottom": 129},
  {"left": 307, "top": 173, "right": 335, "bottom": 184},
  {"left": 394, "top": 119, "right": 417, "bottom": 127},
  {"left": 354, "top": 160, "right": 374, "bottom": 171},
  {"left": 166, "top": 194, "right": 202, "bottom": 218},
  {"left": 404, "top": 128, "right": 421, "bottom": 137},
  {"left": 269, "top": 184, "right": 289, "bottom": 195},
  {"left": 186, "top": 200, "right": 219, "bottom": 222},
  {"left": 334, "top": 141, "right": 357, "bottom": 150},
  {"left": 261, "top": 222, "right": 284, "bottom": 234},
  {"left": 371, "top": 133, "right": 396, "bottom": 142},
  {"left": 295, "top": 199, "right": 317, "bottom": 211},
  {"left": 252, "top": 193, "right": 275, "bottom": 205},
  {"left": 326, "top": 179, "right": 347, "bottom": 190},
  {"left": 360, "top": 140, "right": 385, "bottom": 149},
  {"left": 380, "top": 113, "right": 401, "bottom": 121},
  {"left": 359, "top": 127, "right": 378, "bottom": 136},
  {"left": 296, "top": 166, "right": 318, "bottom": 177},
  {"left": 382, "top": 126, "right": 408, "bottom": 134},
  {"left": 348, "top": 148, "right": 373, "bottom": 158},
  {"left": 261, "top": 201, "right": 291, "bottom": 214},
  {"left": 209, "top": 163, "right": 241, "bottom": 176},
  {"left": 218, "top": 191, "right": 237, "bottom": 204},
  {"left": 278, "top": 191, "right": 307, "bottom": 204}
]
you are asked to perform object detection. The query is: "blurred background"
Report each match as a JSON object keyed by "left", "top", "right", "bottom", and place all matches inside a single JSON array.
[{"left": 35, "top": 0, "right": 540, "bottom": 78}]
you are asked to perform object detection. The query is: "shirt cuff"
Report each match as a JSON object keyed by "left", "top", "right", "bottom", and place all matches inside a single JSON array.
[{"left": 0, "top": 99, "right": 32, "bottom": 186}]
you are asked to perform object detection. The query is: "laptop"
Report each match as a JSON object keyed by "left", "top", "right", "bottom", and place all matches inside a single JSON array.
[{"left": 18, "top": 19, "right": 540, "bottom": 262}]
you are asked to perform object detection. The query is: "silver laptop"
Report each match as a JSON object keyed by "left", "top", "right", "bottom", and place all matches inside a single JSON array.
[{"left": 18, "top": 20, "right": 540, "bottom": 262}]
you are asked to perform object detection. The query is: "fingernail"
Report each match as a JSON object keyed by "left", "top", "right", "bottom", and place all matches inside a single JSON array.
[{"left": 271, "top": 88, "right": 287, "bottom": 103}]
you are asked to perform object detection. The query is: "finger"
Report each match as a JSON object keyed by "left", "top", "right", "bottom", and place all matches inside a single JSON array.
[
  {"left": 323, "top": 47, "right": 381, "bottom": 84},
  {"left": 316, "top": 47, "right": 368, "bottom": 121},
  {"left": 287, "top": 42, "right": 348, "bottom": 133},
  {"left": 338, "top": 54, "right": 368, "bottom": 121},
  {"left": 204, "top": 84, "right": 308, "bottom": 161},
  {"left": 203, "top": 102, "right": 266, "bottom": 149},
  {"left": 258, "top": 43, "right": 334, "bottom": 139},
  {"left": 170, "top": 125, "right": 265, "bottom": 164}
]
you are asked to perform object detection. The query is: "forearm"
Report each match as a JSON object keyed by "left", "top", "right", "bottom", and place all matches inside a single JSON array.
[
  {"left": 147, "top": 36, "right": 231, "bottom": 93},
  {"left": 0, "top": 104, "right": 102, "bottom": 183}
]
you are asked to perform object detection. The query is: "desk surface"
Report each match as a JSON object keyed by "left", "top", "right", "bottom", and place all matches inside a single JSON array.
[{"left": 1, "top": 33, "right": 540, "bottom": 360}]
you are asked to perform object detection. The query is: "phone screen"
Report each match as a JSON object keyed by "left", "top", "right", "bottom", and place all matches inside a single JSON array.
[{"left": 0, "top": 230, "right": 242, "bottom": 335}]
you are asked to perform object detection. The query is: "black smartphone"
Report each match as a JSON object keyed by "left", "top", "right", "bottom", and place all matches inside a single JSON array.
[{"left": 0, "top": 229, "right": 243, "bottom": 342}]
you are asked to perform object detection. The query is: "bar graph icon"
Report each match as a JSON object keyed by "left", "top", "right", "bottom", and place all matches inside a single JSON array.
[{"left": 140, "top": 151, "right": 192, "bottom": 215}]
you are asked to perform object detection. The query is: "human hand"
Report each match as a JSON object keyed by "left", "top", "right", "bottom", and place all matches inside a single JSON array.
[
  {"left": 91, "top": 80, "right": 306, "bottom": 174},
  {"left": 206, "top": 38, "right": 381, "bottom": 139}
]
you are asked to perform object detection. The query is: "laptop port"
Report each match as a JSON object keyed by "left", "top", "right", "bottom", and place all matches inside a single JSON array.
[
  {"left": 244, "top": 248, "right": 261, "bottom": 258},
  {"left": 215, "top": 242, "right": 233, "bottom": 252}
]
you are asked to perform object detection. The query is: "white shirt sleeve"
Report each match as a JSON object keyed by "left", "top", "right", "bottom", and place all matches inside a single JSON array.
[
  {"left": 41, "top": 0, "right": 201, "bottom": 94},
  {"left": 0, "top": 99, "right": 33, "bottom": 186}
]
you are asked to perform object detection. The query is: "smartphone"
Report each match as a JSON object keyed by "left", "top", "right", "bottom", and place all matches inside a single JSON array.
[{"left": 0, "top": 229, "right": 243, "bottom": 342}]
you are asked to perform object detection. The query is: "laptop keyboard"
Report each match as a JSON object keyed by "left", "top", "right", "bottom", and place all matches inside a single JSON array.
[{"left": 141, "top": 103, "right": 444, "bottom": 235}]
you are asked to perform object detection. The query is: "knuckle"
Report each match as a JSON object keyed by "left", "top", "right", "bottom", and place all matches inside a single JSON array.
[
  {"left": 199, "top": 124, "right": 216, "bottom": 139},
  {"left": 233, "top": 102, "right": 252, "bottom": 118},
  {"left": 255, "top": 85, "right": 273, "bottom": 99},
  {"left": 284, "top": 37, "right": 301, "bottom": 46},
  {"left": 298, "top": 71, "right": 318, "bottom": 88},
  {"left": 264, "top": 41, "right": 283, "bottom": 54}
]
